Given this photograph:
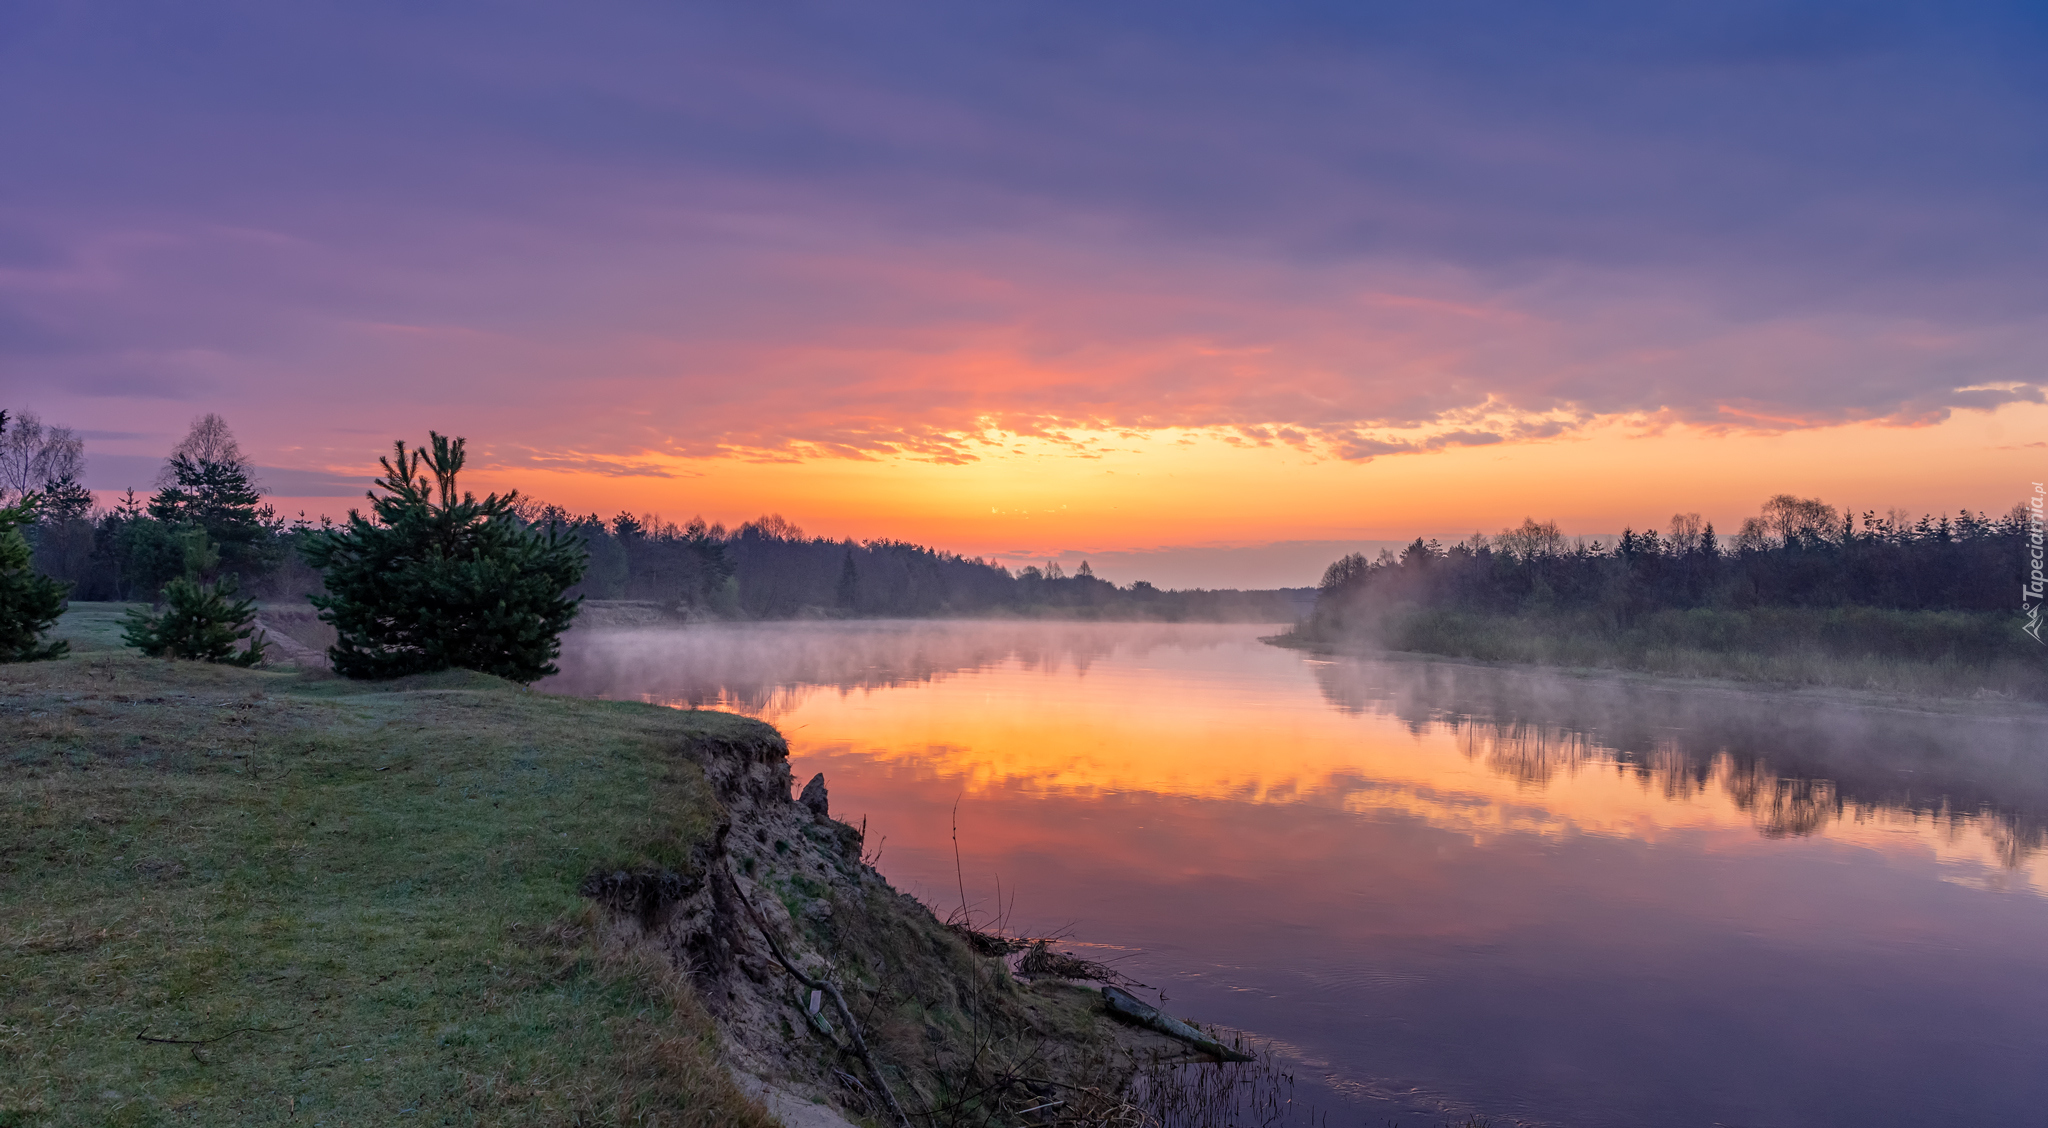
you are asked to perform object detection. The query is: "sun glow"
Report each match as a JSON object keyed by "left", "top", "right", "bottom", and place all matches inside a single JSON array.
[
  {"left": 756, "top": 647, "right": 2048, "bottom": 897},
  {"left": 433, "top": 404, "right": 2048, "bottom": 570}
]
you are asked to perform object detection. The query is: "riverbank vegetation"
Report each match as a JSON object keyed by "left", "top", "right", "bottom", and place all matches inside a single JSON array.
[{"left": 1280, "top": 496, "right": 2046, "bottom": 698}]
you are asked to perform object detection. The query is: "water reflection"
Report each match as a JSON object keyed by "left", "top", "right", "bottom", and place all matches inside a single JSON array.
[
  {"left": 545, "top": 621, "right": 2048, "bottom": 1126},
  {"left": 553, "top": 622, "right": 2047, "bottom": 879},
  {"left": 551, "top": 619, "right": 1251, "bottom": 715},
  {"left": 1311, "top": 657, "right": 2048, "bottom": 870}
]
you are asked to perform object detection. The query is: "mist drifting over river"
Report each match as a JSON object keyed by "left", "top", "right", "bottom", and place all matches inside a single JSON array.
[{"left": 545, "top": 620, "right": 2048, "bottom": 1126}]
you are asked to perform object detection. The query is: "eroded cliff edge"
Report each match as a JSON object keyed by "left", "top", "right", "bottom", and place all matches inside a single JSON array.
[{"left": 581, "top": 716, "right": 1169, "bottom": 1127}]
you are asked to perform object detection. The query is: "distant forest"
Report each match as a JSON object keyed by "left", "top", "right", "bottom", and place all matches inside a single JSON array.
[
  {"left": 1302, "top": 494, "right": 2039, "bottom": 632},
  {"left": 504, "top": 506, "right": 1304, "bottom": 620},
  {"left": 6, "top": 412, "right": 1304, "bottom": 622}
]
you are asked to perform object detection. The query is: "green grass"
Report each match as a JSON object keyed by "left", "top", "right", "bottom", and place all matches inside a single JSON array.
[
  {"left": 46, "top": 600, "right": 145, "bottom": 653},
  {"left": 1278, "top": 605, "right": 2048, "bottom": 700},
  {"left": 1, "top": 605, "right": 777, "bottom": 1127}
]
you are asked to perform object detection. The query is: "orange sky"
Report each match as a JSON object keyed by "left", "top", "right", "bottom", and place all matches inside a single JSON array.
[
  {"left": 449, "top": 403, "right": 2047, "bottom": 563},
  {"left": 17, "top": 1, "right": 2048, "bottom": 590}
]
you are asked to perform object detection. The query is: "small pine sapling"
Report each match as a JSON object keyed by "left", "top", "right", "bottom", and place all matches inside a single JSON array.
[
  {"left": 302, "top": 432, "right": 586, "bottom": 683},
  {"left": 121, "top": 528, "right": 267, "bottom": 666}
]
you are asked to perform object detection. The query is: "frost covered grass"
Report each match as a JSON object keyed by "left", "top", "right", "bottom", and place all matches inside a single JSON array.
[{"left": 1, "top": 605, "right": 774, "bottom": 1127}]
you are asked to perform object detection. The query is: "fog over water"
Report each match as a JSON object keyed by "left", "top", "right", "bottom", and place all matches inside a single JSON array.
[{"left": 546, "top": 621, "right": 2048, "bottom": 1127}]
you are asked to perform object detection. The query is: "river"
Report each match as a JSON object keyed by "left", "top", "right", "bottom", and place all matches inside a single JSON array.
[{"left": 544, "top": 619, "right": 2048, "bottom": 1127}]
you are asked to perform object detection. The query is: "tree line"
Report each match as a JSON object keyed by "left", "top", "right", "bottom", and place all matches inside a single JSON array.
[
  {"left": 6, "top": 410, "right": 1302, "bottom": 624},
  {"left": 524, "top": 504, "right": 1297, "bottom": 621},
  {"left": 1305, "top": 494, "right": 2037, "bottom": 630}
]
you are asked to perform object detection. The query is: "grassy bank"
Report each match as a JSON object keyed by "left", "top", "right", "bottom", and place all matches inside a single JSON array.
[
  {"left": 2, "top": 605, "right": 777, "bottom": 1126},
  {"left": 1275, "top": 606, "right": 2048, "bottom": 700}
]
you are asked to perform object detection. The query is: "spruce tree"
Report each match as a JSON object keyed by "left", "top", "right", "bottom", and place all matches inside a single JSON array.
[
  {"left": 303, "top": 433, "right": 586, "bottom": 683},
  {"left": 121, "top": 530, "right": 267, "bottom": 666}
]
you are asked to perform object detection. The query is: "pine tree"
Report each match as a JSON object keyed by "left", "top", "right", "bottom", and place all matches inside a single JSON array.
[
  {"left": 120, "top": 530, "right": 267, "bottom": 666},
  {"left": 0, "top": 411, "right": 69, "bottom": 661},
  {"left": 0, "top": 492, "right": 70, "bottom": 662},
  {"left": 303, "top": 433, "right": 587, "bottom": 683},
  {"left": 149, "top": 451, "right": 275, "bottom": 579},
  {"left": 37, "top": 474, "right": 95, "bottom": 524}
]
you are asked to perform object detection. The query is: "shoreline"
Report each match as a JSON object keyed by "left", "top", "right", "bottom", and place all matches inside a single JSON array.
[
  {"left": 1263, "top": 630, "right": 2048, "bottom": 719},
  {"left": 3, "top": 608, "right": 1220, "bottom": 1127}
]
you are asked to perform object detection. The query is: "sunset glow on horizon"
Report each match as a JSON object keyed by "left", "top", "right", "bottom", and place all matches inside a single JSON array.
[
  {"left": 7, "top": 2, "right": 2044, "bottom": 586},
  {"left": 467, "top": 409, "right": 2048, "bottom": 558}
]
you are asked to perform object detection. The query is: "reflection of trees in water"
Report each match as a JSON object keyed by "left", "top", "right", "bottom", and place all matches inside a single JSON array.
[
  {"left": 544, "top": 620, "right": 1258, "bottom": 717},
  {"left": 1450, "top": 720, "right": 1599, "bottom": 788},
  {"left": 637, "top": 684, "right": 825, "bottom": 721},
  {"left": 1723, "top": 766, "right": 1840, "bottom": 838},
  {"left": 1315, "top": 657, "right": 2048, "bottom": 867}
]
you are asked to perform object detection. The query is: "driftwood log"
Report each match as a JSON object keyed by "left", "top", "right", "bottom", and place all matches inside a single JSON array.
[{"left": 1101, "top": 986, "right": 1255, "bottom": 1062}]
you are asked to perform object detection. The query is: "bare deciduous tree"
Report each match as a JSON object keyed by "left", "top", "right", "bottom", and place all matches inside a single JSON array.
[
  {"left": 158, "top": 413, "right": 249, "bottom": 485},
  {"left": 1667, "top": 512, "right": 1706, "bottom": 554},
  {"left": 1496, "top": 517, "right": 1567, "bottom": 561},
  {"left": 0, "top": 410, "right": 86, "bottom": 506},
  {"left": 1738, "top": 494, "right": 1839, "bottom": 550}
]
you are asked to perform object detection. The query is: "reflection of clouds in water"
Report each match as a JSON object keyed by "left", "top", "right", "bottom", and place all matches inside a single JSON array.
[
  {"left": 1313, "top": 656, "right": 2048, "bottom": 867},
  {"left": 545, "top": 619, "right": 1258, "bottom": 716}
]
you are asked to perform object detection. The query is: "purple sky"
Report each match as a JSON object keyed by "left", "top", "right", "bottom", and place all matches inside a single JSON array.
[{"left": 3, "top": 1, "right": 2044, "bottom": 580}]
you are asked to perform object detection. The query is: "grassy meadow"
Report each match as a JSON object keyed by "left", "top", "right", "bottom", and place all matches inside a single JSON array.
[{"left": 0, "top": 604, "right": 775, "bottom": 1127}]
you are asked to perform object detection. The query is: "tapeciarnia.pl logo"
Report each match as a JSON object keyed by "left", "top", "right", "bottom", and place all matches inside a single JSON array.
[{"left": 2025, "top": 482, "right": 2045, "bottom": 644}]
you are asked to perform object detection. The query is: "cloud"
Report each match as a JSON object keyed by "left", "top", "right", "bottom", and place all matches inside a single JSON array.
[
  {"left": 4, "top": 1, "right": 2045, "bottom": 471},
  {"left": 495, "top": 448, "right": 694, "bottom": 479},
  {"left": 80, "top": 453, "right": 367, "bottom": 497}
]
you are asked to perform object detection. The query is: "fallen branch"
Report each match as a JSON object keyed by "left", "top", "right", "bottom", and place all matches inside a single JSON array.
[
  {"left": 726, "top": 873, "right": 913, "bottom": 1128},
  {"left": 1017, "top": 939, "right": 1118, "bottom": 982},
  {"left": 1100, "top": 987, "right": 1253, "bottom": 1063},
  {"left": 135, "top": 1023, "right": 302, "bottom": 1045},
  {"left": 948, "top": 920, "right": 1031, "bottom": 957}
]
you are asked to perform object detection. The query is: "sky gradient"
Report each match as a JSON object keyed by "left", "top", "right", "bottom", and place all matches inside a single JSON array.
[{"left": 5, "top": 1, "right": 2045, "bottom": 586}]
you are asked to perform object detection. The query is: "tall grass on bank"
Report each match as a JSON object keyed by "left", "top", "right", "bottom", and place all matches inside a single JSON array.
[
  {"left": 1276, "top": 606, "right": 2047, "bottom": 700},
  {"left": 1, "top": 604, "right": 774, "bottom": 1127}
]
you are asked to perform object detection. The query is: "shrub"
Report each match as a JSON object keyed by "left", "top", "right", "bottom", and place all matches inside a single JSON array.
[{"left": 303, "top": 432, "right": 586, "bottom": 683}]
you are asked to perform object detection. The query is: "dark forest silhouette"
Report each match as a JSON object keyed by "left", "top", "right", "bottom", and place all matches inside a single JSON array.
[
  {"left": 513, "top": 504, "right": 1303, "bottom": 621},
  {"left": 1306, "top": 497, "right": 2032, "bottom": 620},
  {"left": 17, "top": 412, "right": 2040, "bottom": 634},
  {"left": 1285, "top": 496, "right": 2046, "bottom": 693},
  {"left": 14, "top": 413, "right": 1306, "bottom": 623}
]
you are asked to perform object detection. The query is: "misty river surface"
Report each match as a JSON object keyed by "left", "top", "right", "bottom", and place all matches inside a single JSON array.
[{"left": 544, "top": 620, "right": 2048, "bottom": 1128}]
